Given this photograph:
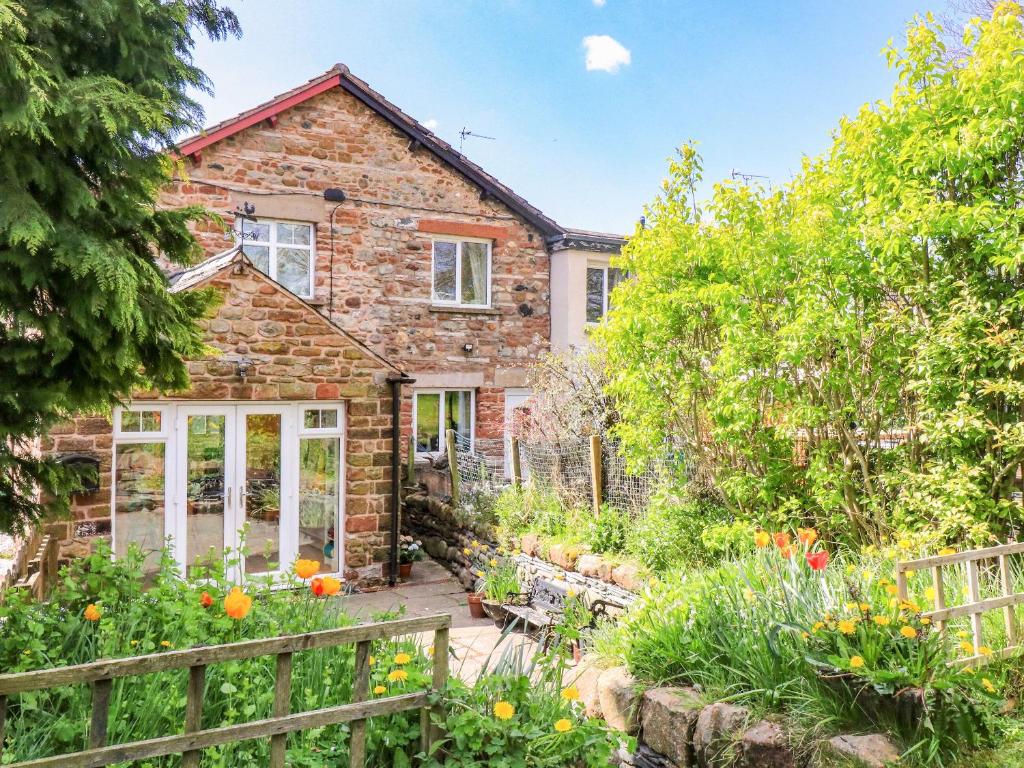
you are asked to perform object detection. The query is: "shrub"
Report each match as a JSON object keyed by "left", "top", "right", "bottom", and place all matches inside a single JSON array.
[
  {"left": 625, "top": 485, "right": 729, "bottom": 570},
  {"left": 581, "top": 504, "right": 630, "bottom": 554},
  {"left": 606, "top": 533, "right": 1009, "bottom": 763},
  {"left": 423, "top": 646, "right": 618, "bottom": 767}
]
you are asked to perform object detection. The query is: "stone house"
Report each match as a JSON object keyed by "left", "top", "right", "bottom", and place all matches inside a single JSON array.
[{"left": 45, "top": 63, "right": 625, "bottom": 583}]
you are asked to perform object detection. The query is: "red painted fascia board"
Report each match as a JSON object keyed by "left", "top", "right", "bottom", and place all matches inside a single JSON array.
[{"left": 177, "top": 74, "right": 342, "bottom": 157}]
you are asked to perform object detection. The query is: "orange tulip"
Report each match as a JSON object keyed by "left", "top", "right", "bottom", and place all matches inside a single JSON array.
[
  {"left": 294, "top": 559, "right": 320, "bottom": 580},
  {"left": 773, "top": 532, "right": 791, "bottom": 549},
  {"left": 321, "top": 576, "right": 342, "bottom": 596},
  {"left": 779, "top": 544, "right": 795, "bottom": 559},
  {"left": 83, "top": 604, "right": 102, "bottom": 622},
  {"left": 797, "top": 528, "right": 818, "bottom": 547},
  {"left": 224, "top": 587, "right": 252, "bottom": 620},
  {"left": 754, "top": 530, "right": 771, "bottom": 548},
  {"left": 200, "top": 591, "right": 214, "bottom": 608}
]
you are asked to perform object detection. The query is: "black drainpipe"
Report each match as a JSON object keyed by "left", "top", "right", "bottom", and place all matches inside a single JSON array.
[{"left": 387, "top": 373, "right": 416, "bottom": 585}]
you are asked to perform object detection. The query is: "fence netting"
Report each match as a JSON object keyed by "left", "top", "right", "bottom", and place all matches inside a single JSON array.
[{"left": 450, "top": 432, "right": 675, "bottom": 515}]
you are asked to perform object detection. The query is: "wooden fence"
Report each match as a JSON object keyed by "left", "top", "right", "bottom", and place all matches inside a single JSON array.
[
  {"left": 0, "top": 613, "right": 451, "bottom": 768},
  {"left": 0, "top": 530, "right": 59, "bottom": 603},
  {"left": 897, "top": 541, "right": 1024, "bottom": 667}
]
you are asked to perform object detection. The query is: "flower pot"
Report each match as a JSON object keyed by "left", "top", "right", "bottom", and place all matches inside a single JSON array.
[
  {"left": 398, "top": 562, "right": 413, "bottom": 579},
  {"left": 481, "top": 599, "right": 507, "bottom": 626},
  {"left": 467, "top": 592, "right": 486, "bottom": 619}
]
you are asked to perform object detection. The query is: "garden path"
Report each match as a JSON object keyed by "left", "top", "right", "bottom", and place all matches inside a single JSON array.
[{"left": 341, "top": 556, "right": 536, "bottom": 681}]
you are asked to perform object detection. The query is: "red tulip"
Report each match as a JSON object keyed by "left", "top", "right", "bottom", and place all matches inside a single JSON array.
[
  {"left": 805, "top": 550, "right": 829, "bottom": 571},
  {"left": 773, "top": 532, "right": 792, "bottom": 549},
  {"left": 200, "top": 591, "right": 214, "bottom": 608}
]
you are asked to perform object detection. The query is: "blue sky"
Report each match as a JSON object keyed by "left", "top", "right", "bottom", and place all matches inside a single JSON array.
[{"left": 191, "top": 0, "right": 931, "bottom": 234}]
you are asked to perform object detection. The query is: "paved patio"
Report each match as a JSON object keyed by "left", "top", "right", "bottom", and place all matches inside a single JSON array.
[{"left": 341, "top": 556, "right": 536, "bottom": 681}]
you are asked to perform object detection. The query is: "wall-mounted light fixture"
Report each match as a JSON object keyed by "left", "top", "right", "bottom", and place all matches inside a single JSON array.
[
  {"left": 463, "top": 343, "right": 474, "bottom": 355},
  {"left": 236, "top": 357, "right": 253, "bottom": 380}
]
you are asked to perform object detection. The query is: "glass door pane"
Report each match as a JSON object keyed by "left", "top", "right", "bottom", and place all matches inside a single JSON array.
[
  {"left": 185, "top": 414, "right": 226, "bottom": 578},
  {"left": 113, "top": 442, "right": 166, "bottom": 575},
  {"left": 243, "top": 413, "right": 283, "bottom": 575},
  {"left": 299, "top": 437, "right": 341, "bottom": 573}
]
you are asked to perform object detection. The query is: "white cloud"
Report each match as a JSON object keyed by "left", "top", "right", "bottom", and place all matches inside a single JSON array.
[
  {"left": 582, "top": 35, "right": 630, "bottom": 73},
  {"left": 592, "top": 0, "right": 606, "bottom": 6},
  {"left": 422, "top": 117, "right": 439, "bottom": 131}
]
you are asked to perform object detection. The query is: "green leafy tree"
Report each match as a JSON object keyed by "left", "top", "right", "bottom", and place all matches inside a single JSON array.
[
  {"left": 599, "top": 4, "right": 1024, "bottom": 546},
  {"left": 0, "top": 0, "right": 239, "bottom": 532}
]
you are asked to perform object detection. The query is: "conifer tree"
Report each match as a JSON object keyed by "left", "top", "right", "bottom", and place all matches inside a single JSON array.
[{"left": 0, "top": 0, "right": 239, "bottom": 532}]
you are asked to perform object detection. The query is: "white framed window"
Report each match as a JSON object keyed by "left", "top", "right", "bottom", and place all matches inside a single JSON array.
[
  {"left": 586, "top": 264, "right": 624, "bottom": 324},
  {"left": 431, "top": 237, "right": 491, "bottom": 307},
  {"left": 115, "top": 406, "right": 169, "bottom": 437},
  {"left": 414, "top": 390, "right": 474, "bottom": 455},
  {"left": 237, "top": 218, "right": 315, "bottom": 298}
]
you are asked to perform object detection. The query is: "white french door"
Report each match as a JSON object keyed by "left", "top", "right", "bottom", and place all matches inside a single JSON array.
[{"left": 111, "top": 401, "right": 345, "bottom": 583}]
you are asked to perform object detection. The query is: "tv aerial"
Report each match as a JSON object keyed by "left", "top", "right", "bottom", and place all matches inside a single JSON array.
[{"left": 458, "top": 127, "right": 495, "bottom": 152}]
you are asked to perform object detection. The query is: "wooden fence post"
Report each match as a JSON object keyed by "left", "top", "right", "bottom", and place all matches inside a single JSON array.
[
  {"left": 89, "top": 678, "right": 112, "bottom": 749},
  {"left": 269, "top": 652, "right": 292, "bottom": 768},
  {"left": 181, "top": 664, "right": 206, "bottom": 768},
  {"left": 424, "top": 626, "right": 450, "bottom": 754},
  {"left": 446, "top": 429, "right": 460, "bottom": 505},
  {"left": 967, "top": 558, "right": 984, "bottom": 653},
  {"left": 589, "top": 434, "right": 602, "bottom": 518},
  {"left": 1000, "top": 553, "right": 1018, "bottom": 646},
  {"left": 510, "top": 437, "right": 522, "bottom": 489},
  {"left": 349, "top": 641, "right": 371, "bottom": 768}
]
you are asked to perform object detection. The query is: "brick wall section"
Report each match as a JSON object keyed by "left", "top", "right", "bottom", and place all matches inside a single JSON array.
[
  {"left": 159, "top": 85, "right": 551, "bottom": 465},
  {"left": 44, "top": 263, "right": 397, "bottom": 579}
]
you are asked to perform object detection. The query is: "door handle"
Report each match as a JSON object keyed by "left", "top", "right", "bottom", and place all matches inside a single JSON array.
[{"left": 226, "top": 485, "right": 232, "bottom": 509}]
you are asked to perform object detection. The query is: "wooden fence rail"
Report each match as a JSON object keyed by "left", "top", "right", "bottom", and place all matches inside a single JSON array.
[
  {"left": 897, "top": 541, "right": 1024, "bottom": 667},
  {"left": 0, "top": 531, "right": 58, "bottom": 603},
  {"left": 0, "top": 613, "right": 451, "bottom": 768}
]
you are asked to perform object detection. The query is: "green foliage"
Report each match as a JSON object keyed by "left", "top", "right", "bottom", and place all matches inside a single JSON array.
[
  {"left": 423, "top": 647, "right": 617, "bottom": 767},
  {"left": 0, "top": 541, "right": 430, "bottom": 765},
  {"left": 582, "top": 505, "right": 630, "bottom": 554},
  {"left": 604, "top": 543, "right": 1010, "bottom": 764},
  {"left": 0, "top": 0, "right": 239, "bottom": 532},
  {"left": 597, "top": 6, "right": 1024, "bottom": 547},
  {"left": 623, "top": 484, "right": 731, "bottom": 570},
  {"left": 479, "top": 558, "right": 520, "bottom": 603}
]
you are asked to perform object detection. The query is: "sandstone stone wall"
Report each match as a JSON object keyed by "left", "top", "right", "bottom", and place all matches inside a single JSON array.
[
  {"left": 160, "top": 84, "right": 552, "bottom": 465},
  {"left": 43, "top": 263, "right": 397, "bottom": 580}
]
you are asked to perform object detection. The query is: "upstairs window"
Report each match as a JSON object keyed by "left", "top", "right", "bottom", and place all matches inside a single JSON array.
[
  {"left": 237, "top": 219, "right": 315, "bottom": 298},
  {"left": 432, "top": 238, "right": 491, "bottom": 307},
  {"left": 586, "top": 265, "right": 624, "bottom": 323}
]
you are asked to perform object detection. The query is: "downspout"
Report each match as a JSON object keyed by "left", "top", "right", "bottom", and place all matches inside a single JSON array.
[{"left": 387, "top": 373, "right": 416, "bottom": 586}]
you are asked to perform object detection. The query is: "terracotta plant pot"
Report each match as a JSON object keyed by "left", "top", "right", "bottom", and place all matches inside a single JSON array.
[
  {"left": 467, "top": 592, "right": 486, "bottom": 619},
  {"left": 398, "top": 562, "right": 413, "bottom": 579}
]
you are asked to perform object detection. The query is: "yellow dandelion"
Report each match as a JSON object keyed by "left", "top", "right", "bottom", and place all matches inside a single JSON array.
[
  {"left": 921, "top": 617, "right": 932, "bottom": 625},
  {"left": 489, "top": 559, "right": 498, "bottom": 567},
  {"left": 859, "top": 603, "right": 870, "bottom": 613},
  {"left": 900, "top": 626, "right": 918, "bottom": 639},
  {"left": 845, "top": 602, "right": 858, "bottom": 612},
  {"left": 471, "top": 540, "right": 480, "bottom": 548},
  {"left": 369, "top": 655, "right": 376, "bottom": 666},
  {"left": 924, "top": 587, "right": 936, "bottom": 601},
  {"left": 957, "top": 631, "right": 970, "bottom": 639},
  {"left": 463, "top": 548, "right": 471, "bottom": 555},
  {"left": 979, "top": 646, "right": 993, "bottom": 657},
  {"left": 960, "top": 641, "right": 975, "bottom": 654},
  {"left": 812, "top": 621, "right": 825, "bottom": 632},
  {"left": 394, "top": 652, "right": 412, "bottom": 665},
  {"left": 838, "top": 620, "right": 857, "bottom": 635},
  {"left": 160, "top": 640, "right": 172, "bottom": 648},
  {"left": 374, "top": 685, "right": 386, "bottom": 695},
  {"left": 849, "top": 656, "right": 865, "bottom": 669},
  {"left": 387, "top": 669, "right": 409, "bottom": 683},
  {"left": 801, "top": 631, "right": 810, "bottom": 640},
  {"left": 873, "top": 615, "right": 891, "bottom": 627},
  {"left": 888, "top": 598, "right": 898, "bottom": 608},
  {"left": 494, "top": 701, "right": 515, "bottom": 720},
  {"left": 885, "top": 584, "right": 898, "bottom": 596},
  {"left": 554, "top": 718, "right": 573, "bottom": 733},
  {"left": 428, "top": 645, "right": 435, "bottom": 657},
  {"left": 561, "top": 685, "right": 580, "bottom": 701},
  {"left": 982, "top": 678, "right": 997, "bottom": 694},
  {"left": 938, "top": 547, "right": 956, "bottom": 556},
  {"left": 743, "top": 588, "right": 755, "bottom": 602}
]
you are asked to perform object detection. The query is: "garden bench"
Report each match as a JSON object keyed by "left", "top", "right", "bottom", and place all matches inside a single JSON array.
[{"left": 503, "top": 578, "right": 626, "bottom": 632}]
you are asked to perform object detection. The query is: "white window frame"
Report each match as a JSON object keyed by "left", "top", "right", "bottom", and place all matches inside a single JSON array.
[
  {"left": 110, "top": 402, "right": 346, "bottom": 584},
  {"left": 430, "top": 236, "right": 492, "bottom": 308},
  {"left": 585, "top": 263, "right": 623, "bottom": 325},
  {"left": 236, "top": 218, "right": 316, "bottom": 298},
  {"left": 413, "top": 389, "right": 475, "bottom": 456}
]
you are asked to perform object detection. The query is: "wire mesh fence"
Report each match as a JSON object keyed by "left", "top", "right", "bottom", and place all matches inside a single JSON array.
[{"left": 447, "top": 430, "right": 675, "bottom": 516}]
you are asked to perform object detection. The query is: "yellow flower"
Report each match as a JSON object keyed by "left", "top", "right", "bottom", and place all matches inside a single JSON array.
[
  {"left": 387, "top": 669, "right": 409, "bottom": 683},
  {"left": 873, "top": 615, "right": 891, "bottom": 627},
  {"left": 921, "top": 617, "right": 932, "bottom": 625},
  {"left": 845, "top": 602, "right": 858, "bottom": 612},
  {"left": 160, "top": 640, "right": 172, "bottom": 648},
  {"left": 489, "top": 559, "right": 498, "bottom": 567},
  {"left": 938, "top": 547, "right": 956, "bottom": 556},
  {"left": 979, "top": 645, "right": 993, "bottom": 657},
  {"left": 885, "top": 584, "right": 898, "bottom": 596},
  {"left": 471, "top": 540, "right": 480, "bottom": 548},
  {"left": 861, "top": 569, "right": 872, "bottom": 580},
  {"left": 554, "top": 718, "right": 573, "bottom": 733},
  {"left": 888, "top": 598, "right": 898, "bottom": 608},
  {"left": 130, "top": 640, "right": 139, "bottom": 646},
  {"left": 960, "top": 641, "right": 975, "bottom": 654},
  {"left": 982, "top": 678, "right": 997, "bottom": 693},
  {"left": 801, "top": 631, "right": 810, "bottom": 640},
  {"left": 838, "top": 620, "right": 857, "bottom": 635},
  {"left": 957, "top": 631, "right": 969, "bottom": 639},
  {"left": 900, "top": 626, "right": 918, "bottom": 639},
  {"left": 753, "top": 530, "right": 771, "bottom": 548},
  {"left": 849, "top": 655, "right": 865, "bottom": 669},
  {"left": 859, "top": 603, "right": 870, "bottom": 613},
  {"left": 494, "top": 701, "right": 515, "bottom": 720},
  {"left": 428, "top": 645, "right": 435, "bottom": 657},
  {"left": 463, "top": 548, "right": 471, "bottom": 555},
  {"left": 924, "top": 587, "right": 936, "bottom": 601},
  {"left": 83, "top": 604, "right": 102, "bottom": 622},
  {"left": 321, "top": 576, "right": 342, "bottom": 596},
  {"left": 475, "top": 570, "right": 485, "bottom": 578},
  {"left": 561, "top": 685, "right": 580, "bottom": 701},
  {"left": 294, "top": 559, "right": 320, "bottom": 580},
  {"left": 369, "top": 655, "right": 376, "bottom": 666},
  {"left": 394, "top": 652, "right": 412, "bottom": 665},
  {"left": 743, "top": 588, "right": 755, "bottom": 602},
  {"left": 497, "top": 547, "right": 506, "bottom": 554},
  {"left": 374, "top": 685, "right": 386, "bottom": 695},
  {"left": 812, "top": 622, "right": 825, "bottom": 632}
]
